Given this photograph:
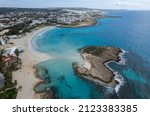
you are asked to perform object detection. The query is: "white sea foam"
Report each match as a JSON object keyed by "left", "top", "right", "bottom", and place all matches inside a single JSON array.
[
  {"left": 105, "top": 71, "right": 124, "bottom": 97},
  {"left": 32, "top": 27, "right": 56, "bottom": 50},
  {"left": 118, "top": 49, "right": 128, "bottom": 65},
  {"left": 114, "top": 71, "right": 124, "bottom": 93},
  {"left": 104, "top": 49, "right": 127, "bottom": 94},
  {"left": 114, "top": 49, "right": 128, "bottom": 93}
]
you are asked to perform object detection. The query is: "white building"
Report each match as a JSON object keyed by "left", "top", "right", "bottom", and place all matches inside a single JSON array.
[
  {"left": 0, "top": 38, "right": 5, "bottom": 46},
  {"left": 8, "top": 35, "right": 18, "bottom": 39},
  {"left": 0, "top": 36, "right": 9, "bottom": 46},
  {"left": 4, "top": 46, "right": 21, "bottom": 56}
]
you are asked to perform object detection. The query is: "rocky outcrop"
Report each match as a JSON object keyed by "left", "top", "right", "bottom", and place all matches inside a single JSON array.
[{"left": 73, "top": 46, "right": 122, "bottom": 87}]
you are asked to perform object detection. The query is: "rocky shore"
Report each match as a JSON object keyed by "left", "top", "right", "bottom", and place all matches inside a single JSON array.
[
  {"left": 34, "top": 66, "right": 55, "bottom": 99},
  {"left": 73, "top": 46, "right": 122, "bottom": 88}
]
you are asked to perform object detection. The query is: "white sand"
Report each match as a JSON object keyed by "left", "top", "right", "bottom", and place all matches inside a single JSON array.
[
  {"left": 11, "top": 26, "right": 54, "bottom": 99},
  {"left": 82, "top": 53, "right": 91, "bottom": 70},
  {"left": 83, "top": 61, "right": 91, "bottom": 70}
]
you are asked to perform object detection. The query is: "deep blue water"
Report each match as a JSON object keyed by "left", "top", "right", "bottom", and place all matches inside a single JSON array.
[{"left": 33, "top": 11, "right": 150, "bottom": 99}]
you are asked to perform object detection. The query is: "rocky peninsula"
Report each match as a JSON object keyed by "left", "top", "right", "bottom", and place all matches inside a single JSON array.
[
  {"left": 73, "top": 46, "right": 122, "bottom": 88},
  {"left": 58, "top": 18, "right": 98, "bottom": 28}
]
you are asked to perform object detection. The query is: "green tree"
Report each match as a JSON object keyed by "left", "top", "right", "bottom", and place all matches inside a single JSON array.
[
  {"left": 0, "top": 48, "right": 4, "bottom": 72},
  {"left": 0, "top": 48, "right": 4, "bottom": 61}
]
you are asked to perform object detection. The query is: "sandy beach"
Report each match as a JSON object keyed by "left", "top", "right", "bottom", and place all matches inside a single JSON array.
[{"left": 11, "top": 26, "right": 53, "bottom": 99}]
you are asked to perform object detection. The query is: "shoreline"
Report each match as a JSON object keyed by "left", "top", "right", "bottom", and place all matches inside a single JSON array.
[
  {"left": 11, "top": 17, "right": 116, "bottom": 99},
  {"left": 57, "top": 19, "right": 97, "bottom": 28},
  {"left": 104, "top": 49, "right": 127, "bottom": 93},
  {"left": 12, "top": 26, "right": 53, "bottom": 99},
  {"left": 11, "top": 20, "right": 99, "bottom": 99},
  {"left": 33, "top": 65, "right": 55, "bottom": 99}
]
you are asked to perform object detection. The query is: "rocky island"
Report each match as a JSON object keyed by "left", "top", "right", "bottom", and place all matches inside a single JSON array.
[{"left": 73, "top": 46, "right": 122, "bottom": 88}]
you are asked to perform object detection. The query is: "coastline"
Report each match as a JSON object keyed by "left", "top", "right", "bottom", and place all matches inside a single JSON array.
[
  {"left": 57, "top": 18, "right": 97, "bottom": 28},
  {"left": 12, "top": 26, "right": 53, "bottom": 99},
  {"left": 104, "top": 49, "right": 127, "bottom": 93},
  {"left": 10, "top": 17, "right": 118, "bottom": 99},
  {"left": 73, "top": 46, "right": 125, "bottom": 89},
  {"left": 11, "top": 20, "right": 99, "bottom": 99}
]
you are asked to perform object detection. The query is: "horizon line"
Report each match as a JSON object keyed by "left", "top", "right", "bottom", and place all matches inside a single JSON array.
[{"left": 1, "top": 7, "right": 150, "bottom": 11}]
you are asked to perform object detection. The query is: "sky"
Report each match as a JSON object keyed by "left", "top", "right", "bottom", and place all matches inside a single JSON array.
[{"left": 0, "top": 0, "right": 150, "bottom": 10}]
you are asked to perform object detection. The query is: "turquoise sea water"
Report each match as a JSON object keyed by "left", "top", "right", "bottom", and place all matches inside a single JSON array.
[{"left": 33, "top": 11, "right": 150, "bottom": 99}]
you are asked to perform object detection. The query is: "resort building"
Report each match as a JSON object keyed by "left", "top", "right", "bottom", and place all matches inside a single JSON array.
[
  {"left": 4, "top": 46, "right": 21, "bottom": 56},
  {"left": 8, "top": 35, "right": 18, "bottom": 39},
  {"left": 2, "top": 56, "right": 21, "bottom": 72},
  {"left": 0, "top": 36, "right": 9, "bottom": 46}
]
